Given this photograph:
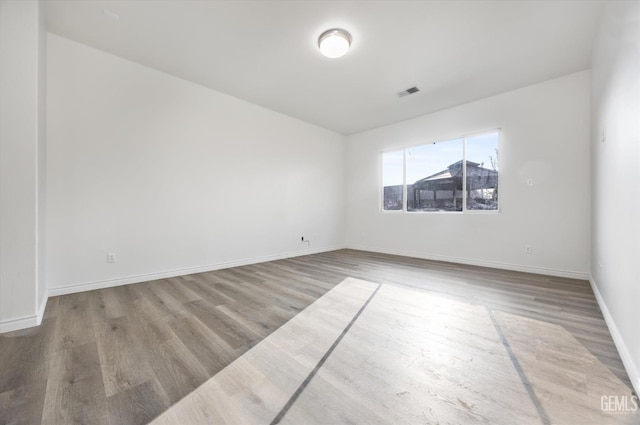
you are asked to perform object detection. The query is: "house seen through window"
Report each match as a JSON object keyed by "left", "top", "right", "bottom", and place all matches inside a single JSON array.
[{"left": 382, "top": 131, "right": 499, "bottom": 212}]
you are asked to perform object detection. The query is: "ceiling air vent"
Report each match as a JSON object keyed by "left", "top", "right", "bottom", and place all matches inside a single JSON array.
[{"left": 397, "top": 86, "right": 420, "bottom": 98}]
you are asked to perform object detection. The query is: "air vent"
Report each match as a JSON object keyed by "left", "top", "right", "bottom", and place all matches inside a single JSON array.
[{"left": 397, "top": 86, "right": 420, "bottom": 98}]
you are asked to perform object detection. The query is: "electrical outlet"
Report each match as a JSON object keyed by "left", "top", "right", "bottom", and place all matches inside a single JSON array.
[
  {"left": 526, "top": 178, "right": 534, "bottom": 187},
  {"left": 524, "top": 245, "right": 532, "bottom": 255},
  {"left": 107, "top": 253, "right": 116, "bottom": 263}
]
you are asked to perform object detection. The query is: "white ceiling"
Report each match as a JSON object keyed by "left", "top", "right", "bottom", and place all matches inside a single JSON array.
[{"left": 44, "top": 1, "right": 604, "bottom": 135}]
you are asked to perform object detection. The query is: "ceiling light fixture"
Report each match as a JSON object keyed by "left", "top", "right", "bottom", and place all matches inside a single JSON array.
[{"left": 318, "top": 28, "right": 352, "bottom": 59}]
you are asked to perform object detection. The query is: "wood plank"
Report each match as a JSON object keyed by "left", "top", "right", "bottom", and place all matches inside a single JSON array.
[
  {"left": 41, "top": 342, "right": 109, "bottom": 425},
  {"left": 106, "top": 380, "right": 169, "bottom": 425},
  {"left": 93, "top": 316, "right": 154, "bottom": 398}
]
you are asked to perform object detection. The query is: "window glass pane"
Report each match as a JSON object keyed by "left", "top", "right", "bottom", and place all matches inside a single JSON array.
[
  {"left": 406, "top": 139, "right": 463, "bottom": 212},
  {"left": 382, "top": 150, "right": 404, "bottom": 210},
  {"left": 465, "top": 132, "right": 499, "bottom": 211}
]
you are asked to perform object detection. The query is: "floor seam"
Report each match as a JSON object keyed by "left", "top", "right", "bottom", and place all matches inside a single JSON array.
[
  {"left": 270, "top": 282, "right": 382, "bottom": 425},
  {"left": 486, "top": 307, "right": 551, "bottom": 425}
]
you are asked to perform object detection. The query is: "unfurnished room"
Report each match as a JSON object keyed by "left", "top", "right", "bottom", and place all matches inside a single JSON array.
[{"left": 0, "top": 1, "right": 639, "bottom": 424}]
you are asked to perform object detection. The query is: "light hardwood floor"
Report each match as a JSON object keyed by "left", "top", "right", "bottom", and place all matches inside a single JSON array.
[
  {"left": 149, "top": 277, "right": 636, "bottom": 424},
  {"left": 0, "top": 249, "right": 636, "bottom": 424}
]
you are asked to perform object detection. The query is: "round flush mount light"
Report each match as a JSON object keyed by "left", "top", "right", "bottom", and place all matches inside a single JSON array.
[{"left": 318, "top": 28, "right": 352, "bottom": 59}]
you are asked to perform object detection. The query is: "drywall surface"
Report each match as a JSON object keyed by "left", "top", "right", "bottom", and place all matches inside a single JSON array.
[
  {"left": 47, "top": 34, "right": 345, "bottom": 293},
  {"left": 37, "top": 0, "right": 48, "bottom": 320},
  {"left": 0, "top": 0, "right": 43, "bottom": 331},
  {"left": 345, "top": 71, "right": 591, "bottom": 278},
  {"left": 590, "top": 1, "right": 640, "bottom": 393}
]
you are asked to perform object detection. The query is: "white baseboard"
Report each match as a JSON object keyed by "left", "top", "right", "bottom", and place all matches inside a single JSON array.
[
  {"left": 0, "top": 295, "right": 48, "bottom": 333},
  {"left": 345, "top": 244, "right": 590, "bottom": 280},
  {"left": 37, "top": 294, "right": 48, "bottom": 323},
  {"left": 48, "top": 245, "right": 345, "bottom": 297},
  {"left": 589, "top": 275, "right": 639, "bottom": 395},
  {"left": 0, "top": 313, "right": 40, "bottom": 333}
]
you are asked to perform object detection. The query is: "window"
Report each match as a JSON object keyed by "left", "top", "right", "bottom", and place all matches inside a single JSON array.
[
  {"left": 382, "top": 150, "right": 404, "bottom": 210},
  {"left": 407, "top": 139, "right": 463, "bottom": 212},
  {"left": 465, "top": 132, "right": 499, "bottom": 211},
  {"left": 382, "top": 131, "right": 499, "bottom": 212}
]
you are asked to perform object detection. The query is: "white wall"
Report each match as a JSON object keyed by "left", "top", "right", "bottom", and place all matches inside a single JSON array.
[
  {"left": 0, "top": 0, "right": 46, "bottom": 332},
  {"left": 590, "top": 1, "right": 640, "bottom": 394},
  {"left": 37, "top": 0, "right": 47, "bottom": 322},
  {"left": 345, "top": 71, "right": 591, "bottom": 278},
  {"left": 46, "top": 34, "right": 345, "bottom": 294}
]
